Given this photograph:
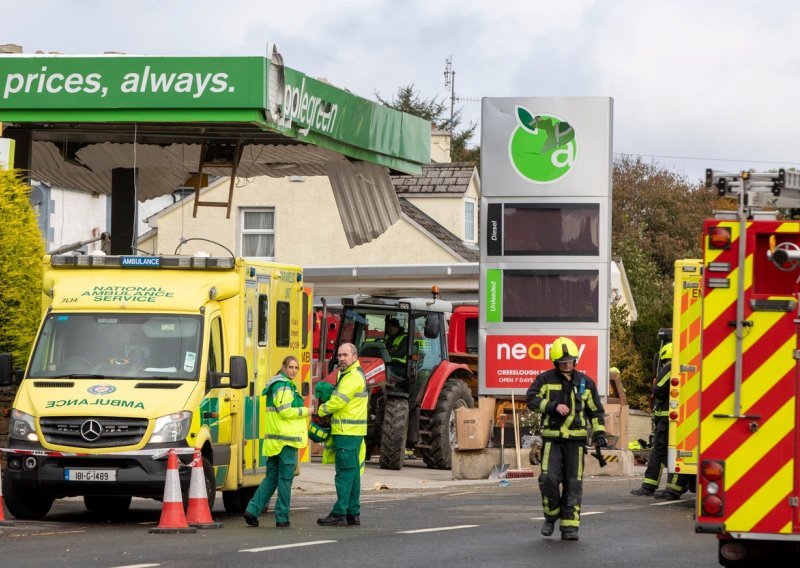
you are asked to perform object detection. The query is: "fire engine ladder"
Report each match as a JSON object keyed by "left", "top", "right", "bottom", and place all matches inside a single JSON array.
[
  {"left": 191, "top": 141, "right": 244, "bottom": 219},
  {"left": 705, "top": 168, "right": 800, "bottom": 418}
]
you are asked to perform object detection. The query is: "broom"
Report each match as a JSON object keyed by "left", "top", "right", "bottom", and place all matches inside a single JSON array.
[{"left": 506, "top": 392, "right": 534, "bottom": 478}]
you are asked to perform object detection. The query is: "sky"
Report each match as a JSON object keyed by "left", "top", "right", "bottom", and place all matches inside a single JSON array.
[{"left": 6, "top": 0, "right": 800, "bottom": 183}]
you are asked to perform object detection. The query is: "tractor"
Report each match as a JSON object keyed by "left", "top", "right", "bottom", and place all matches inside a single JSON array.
[{"left": 319, "top": 291, "right": 476, "bottom": 470}]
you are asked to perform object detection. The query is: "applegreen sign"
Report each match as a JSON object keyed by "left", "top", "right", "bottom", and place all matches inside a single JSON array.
[{"left": 509, "top": 106, "right": 576, "bottom": 184}]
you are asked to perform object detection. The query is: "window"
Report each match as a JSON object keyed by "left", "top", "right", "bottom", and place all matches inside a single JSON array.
[
  {"left": 465, "top": 200, "right": 476, "bottom": 242},
  {"left": 258, "top": 294, "right": 268, "bottom": 346},
  {"left": 276, "top": 301, "right": 290, "bottom": 347},
  {"left": 241, "top": 209, "right": 275, "bottom": 258},
  {"left": 207, "top": 316, "right": 224, "bottom": 390}
]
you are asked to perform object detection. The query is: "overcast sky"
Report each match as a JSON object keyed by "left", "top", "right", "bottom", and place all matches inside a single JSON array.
[{"left": 6, "top": 0, "right": 800, "bottom": 182}]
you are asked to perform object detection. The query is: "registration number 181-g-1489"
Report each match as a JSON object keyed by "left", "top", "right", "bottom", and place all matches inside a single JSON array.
[{"left": 64, "top": 469, "right": 117, "bottom": 482}]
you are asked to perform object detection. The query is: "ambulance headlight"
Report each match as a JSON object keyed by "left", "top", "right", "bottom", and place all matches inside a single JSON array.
[
  {"left": 151, "top": 411, "right": 192, "bottom": 443},
  {"left": 9, "top": 409, "right": 38, "bottom": 442}
]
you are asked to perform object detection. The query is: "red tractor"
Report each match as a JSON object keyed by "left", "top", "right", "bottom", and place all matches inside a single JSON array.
[{"left": 319, "top": 293, "right": 476, "bottom": 470}]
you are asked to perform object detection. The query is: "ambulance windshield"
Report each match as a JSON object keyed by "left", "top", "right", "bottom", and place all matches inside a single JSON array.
[{"left": 28, "top": 313, "right": 203, "bottom": 380}]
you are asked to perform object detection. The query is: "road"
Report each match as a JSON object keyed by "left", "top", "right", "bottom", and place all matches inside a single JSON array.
[{"left": 0, "top": 463, "right": 719, "bottom": 568}]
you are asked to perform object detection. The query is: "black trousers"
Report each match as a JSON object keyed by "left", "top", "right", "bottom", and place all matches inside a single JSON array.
[
  {"left": 539, "top": 438, "right": 585, "bottom": 530},
  {"left": 642, "top": 416, "right": 668, "bottom": 490}
]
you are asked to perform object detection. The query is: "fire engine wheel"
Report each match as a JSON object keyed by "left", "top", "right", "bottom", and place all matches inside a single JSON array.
[
  {"left": 422, "top": 380, "right": 474, "bottom": 470},
  {"left": 84, "top": 494, "right": 132, "bottom": 515},
  {"left": 379, "top": 397, "right": 409, "bottom": 470},
  {"left": 2, "top": 477, "right": 53, "bottom": 520},
  {"left": 222, "top": 485, "right": 257, "bottom": 515}
]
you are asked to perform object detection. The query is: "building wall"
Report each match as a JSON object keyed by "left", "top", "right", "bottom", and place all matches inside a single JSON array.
[
  {"left": 36, "top": 186, "right": 107, "bottom": 253},
  {"left": 143, "top": 175, "right": 463, "bottom": 264}
]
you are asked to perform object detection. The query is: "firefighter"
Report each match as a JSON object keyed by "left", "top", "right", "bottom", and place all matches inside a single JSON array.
[
  {"left": 316, "top": 342, "right": 369, "bottom": 527},
  {"left": 631, "top": 343, "right": 672, "bottom": 497},
  {"left": 243, "top": 356, "right": 308, "bottom": 528},
  {"left": 526, "top": 337, "right": 607, "bottom": 541}
]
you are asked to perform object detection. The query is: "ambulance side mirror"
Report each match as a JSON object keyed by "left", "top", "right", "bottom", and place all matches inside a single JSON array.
[{"left": 207, "top": 356, "right": 248, "bottom": 390}]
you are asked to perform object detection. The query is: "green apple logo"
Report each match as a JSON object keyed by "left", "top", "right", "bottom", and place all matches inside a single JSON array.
[{"left": 508, "top": 106, "right": 577, "bottom": 183}]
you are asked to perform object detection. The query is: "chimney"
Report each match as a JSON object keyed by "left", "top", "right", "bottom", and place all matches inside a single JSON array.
[{"left": 0, "top": 44, "right": 23, "bottom": 54}]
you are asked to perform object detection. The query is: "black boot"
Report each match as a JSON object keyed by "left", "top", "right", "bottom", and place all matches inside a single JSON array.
[
  {"left": 243, "top": 511, "right": 259, "bottom": 527},
  {"left": 541, "top": 520, "right": 555, "bottom": 536},
  {"left": 347, "top": 515, "right": 360, "bottom": 526},
  {"left": 317, "top": 514, "right": 347, "bottom": 526}
]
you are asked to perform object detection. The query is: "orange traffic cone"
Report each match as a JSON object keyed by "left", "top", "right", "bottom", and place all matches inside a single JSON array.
[
  {"left": 149, "top": 449, "right": 196, "bottom": 534},
  {"left": 186, "top": 449, "right": 222, "bottom": 529},
  {"left": 0, "top": 460, "right": 14, "bottom": 526}
]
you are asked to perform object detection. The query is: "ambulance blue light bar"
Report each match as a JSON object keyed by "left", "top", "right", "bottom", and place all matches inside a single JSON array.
[{"left": 50, "top": 254, "right": 235, "bottom": 269}]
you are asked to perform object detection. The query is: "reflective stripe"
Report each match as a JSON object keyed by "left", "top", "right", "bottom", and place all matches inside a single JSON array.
[
  {"left": 266, "top": 434, "right": 303, "bottom": 443},
  {"left": 333, "top": 418, "right": 368, "bottom": 425},
  {"left": 354, "top": 391, "right": 369, "bottom": 398},
  {"left": 331, "top": 390, "right": 350, "bottom": 403}
]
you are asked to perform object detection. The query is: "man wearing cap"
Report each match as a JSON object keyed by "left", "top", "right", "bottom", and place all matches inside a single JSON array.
[{"left": 384, "top": 318, "right": 408, "bottom": 365}]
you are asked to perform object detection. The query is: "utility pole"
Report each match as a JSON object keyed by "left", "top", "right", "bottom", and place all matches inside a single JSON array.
[{"left": 443, "top": 56, "right": 455, "bottom": 137}]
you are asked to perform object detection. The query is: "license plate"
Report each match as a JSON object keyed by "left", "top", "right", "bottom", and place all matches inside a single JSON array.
[{"left": 65, "top": 468, "right": 117, "bottom": 482}]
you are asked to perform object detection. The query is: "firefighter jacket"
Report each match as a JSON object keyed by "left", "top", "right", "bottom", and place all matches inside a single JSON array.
[
  {"left": 263, "top": 372, "right": 309, "bottom": 457},
  {"left": 651, "top": 362, "right": 671, "bottom": 418},
  {"left": 318, "top": 360, "right": 368, "bottom": 436},
  {"left": 526, "top": 368, "right": 606, "bottom": 441}
]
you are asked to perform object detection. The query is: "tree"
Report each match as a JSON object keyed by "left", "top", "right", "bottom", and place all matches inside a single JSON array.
[
  {"left": 375, "top": 84, "right": 479, "bottom": 165},
  {"left": 610, "top": 156, "right": 731, "bottom": 407},
  {"left": 0, "top": 169, "right": 44, "bottom": 368}
]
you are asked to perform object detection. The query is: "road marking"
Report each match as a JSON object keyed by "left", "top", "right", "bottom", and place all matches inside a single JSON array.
[
  {"left": 240, "top": 540, "right": 337, "bottom": 553},
  {"left": 8, "top": 530, "right": 86, "bottom": 537},
  {"left": 448, "top": 491, "right": 479, "bottom": 496},
  {"left": 398, "top": 525, "right": 479, "bottom": 534},
  {"left": 110, "top": 564, "right": 161, "bottom": 568},
  {"left": 531, "top": 512, "right": 603, "bottom": 520},
  {"left": 651, "top": 497, "right": 696, "bottom": 507}
]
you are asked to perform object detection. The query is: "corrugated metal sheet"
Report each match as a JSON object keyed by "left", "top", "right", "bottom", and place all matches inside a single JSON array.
[
  {"left": 326, "top": 161, "right": 400, "bottom": 247},
  {"left": 31, "top": 141, "right": 351, "bottom": 200}
]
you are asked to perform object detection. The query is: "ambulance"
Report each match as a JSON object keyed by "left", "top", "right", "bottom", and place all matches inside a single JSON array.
[
  {"left": 667, "top": 259, "right": 702, "bottom": 486},
  {"left": 696, "top": 170, "right": 800, "bottom": 565},
  {"left": 0, "top": 253, "right": 312, "bottom": 520}
]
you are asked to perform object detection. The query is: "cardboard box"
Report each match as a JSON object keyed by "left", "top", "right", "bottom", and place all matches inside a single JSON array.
[
  {"left": 456, "top": 397, "right": 495, "bottom": 450},
  {"left": 604, "top": 402, "right": 629, "bottom": 450}
]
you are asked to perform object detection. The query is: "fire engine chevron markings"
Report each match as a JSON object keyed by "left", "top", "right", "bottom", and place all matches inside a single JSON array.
[
  {"left": 240, "top": 540, "right": 337, "bottom": 553},
  {"left": 724, "top": 402, "right": 794, "bottom": 486},
  {"left": 702, "top": 372, "right": 794, "bottom": 457},
  {"left": 725, "top": 459, "right": 794, "bottom": 533},
  {"left": 725, "top": 431, "right": 793, "bottom": 514},
  {"left": 398, "top": 525, "right": 479, "bottom": 534}
]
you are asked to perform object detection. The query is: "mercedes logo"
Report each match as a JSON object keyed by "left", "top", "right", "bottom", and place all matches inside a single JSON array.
[{"left": 80, "top": 419, "right": 103, "bottom": 442}]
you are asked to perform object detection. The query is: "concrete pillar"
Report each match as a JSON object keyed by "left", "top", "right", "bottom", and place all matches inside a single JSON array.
[{"left": 110, "top": 168, "right": 138, "bottom": 255}]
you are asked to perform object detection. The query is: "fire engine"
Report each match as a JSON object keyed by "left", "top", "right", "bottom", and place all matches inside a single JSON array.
[{"left": 697, "top": 169, "right": 800, "bottom": 564}]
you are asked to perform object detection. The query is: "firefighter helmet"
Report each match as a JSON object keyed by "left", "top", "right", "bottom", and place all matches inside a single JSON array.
[
  {"left": 550, "top": 337, "right": 579, "bottom": 364},
  {"left": 659, "top": 342, "right": 673, "bottom": 361}
]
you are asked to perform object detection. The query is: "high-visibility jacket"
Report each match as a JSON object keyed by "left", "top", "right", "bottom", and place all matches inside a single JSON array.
[
  {"left": 651, "top": 362, "right": 671, "bottom": 418},
  {"left": 263, "top": 372, "right": 309, "bottom": 457},
  {"left": 318, "top": 360, "right": 368, "bottom": 436},
  {"left": 386, "top": 332, "right": 408, "bottom": 363},
  {"left": 526, "top": 368, "right": 606, "bottom": 441}
]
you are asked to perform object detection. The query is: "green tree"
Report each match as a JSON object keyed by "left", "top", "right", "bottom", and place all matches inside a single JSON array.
[
  {"left": 610, "top": 156, "right": 731, "bottom": 406},
  {"left": 0, "top": 169, "right": 44, "bottom": 368},
  {"left": 375, "top": 84, "right": 479, "bottom": 165}
]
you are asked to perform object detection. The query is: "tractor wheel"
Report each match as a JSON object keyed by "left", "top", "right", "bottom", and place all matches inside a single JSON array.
[
  {"left": 379, "top": 397, "right": 409, "bottom": 470},
  {"left": 422, "top": 380, "right": 474, "bottom": 470}
]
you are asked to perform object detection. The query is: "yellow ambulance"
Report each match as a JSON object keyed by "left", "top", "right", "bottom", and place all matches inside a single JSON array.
[{"left": 0, "top": 253, "right": 312, "bottom": 519}]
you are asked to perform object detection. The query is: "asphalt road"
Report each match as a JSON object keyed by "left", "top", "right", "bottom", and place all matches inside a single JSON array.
[{"left": 0, "top": 472, "right": 719, "bottom": 568}]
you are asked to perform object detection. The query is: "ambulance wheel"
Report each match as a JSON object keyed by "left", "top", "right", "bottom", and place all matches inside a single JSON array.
[
  {"left": 222, "top": 486, "right": 256, "bottom": 515},
  {"left": 379, "top": 397, "right": 409, "bottom": 470},
  {"left": 422, "top": 380, "right": 473, "bottom": 470},
  {"left": 84, "top": 495, "right": 132, "bottom": 514},
  {"left": 3, "top": 477, "right": 53, "bottom": 520}
]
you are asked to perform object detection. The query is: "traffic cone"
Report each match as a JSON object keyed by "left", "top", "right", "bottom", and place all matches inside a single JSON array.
[
  {"left": 149, "top": 449, "right": 196, "bottom": 534},
  {"left": 185, "top": 449, "right": 222, "bottom": 529},
  {"left": 0, "top": 460, "right": 14, "bottom": 526}
]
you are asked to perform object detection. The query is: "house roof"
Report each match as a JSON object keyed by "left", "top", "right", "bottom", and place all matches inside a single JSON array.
[
  {"left": 392, "top": 162, "right": 476, "bottom": 195},
  {"left": 399, "top": 198, "right": 479, "bottom": 262}
]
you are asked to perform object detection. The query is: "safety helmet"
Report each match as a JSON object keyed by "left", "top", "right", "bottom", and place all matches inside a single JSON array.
[
  {"left": 308, "top": 421, "right": 331, "bottom": 444},
  {"left": 659, "top": 342, "right": 673, "bottom": 361},
  {"left": 550, "top": 337, "right": 579, "bottom": 364}
]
